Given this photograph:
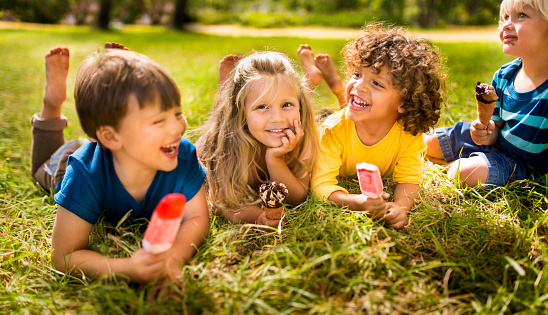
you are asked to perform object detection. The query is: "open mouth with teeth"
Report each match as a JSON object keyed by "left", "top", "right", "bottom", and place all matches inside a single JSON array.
[
  {"left": 350, "top": 95, "right": 371, "bottom": 109},
  {"left": 161, "top": 143, "right": 178, "bottom": 156},
  {"left": 267, "top": 128, "right": 288, "bottom": 134}
]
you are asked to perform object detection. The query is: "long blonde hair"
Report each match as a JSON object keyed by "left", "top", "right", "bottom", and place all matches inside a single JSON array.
[{"left": 198, "top": 51, "right": 318, "bottom": 211}]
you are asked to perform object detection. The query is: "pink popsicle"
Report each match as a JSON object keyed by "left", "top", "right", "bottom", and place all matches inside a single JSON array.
[
  {"left": 356, "top": 162, "right": 383, "bottom": 198},
  {"left": 142, "top": 193, "right": 186, "bottom": 254}
]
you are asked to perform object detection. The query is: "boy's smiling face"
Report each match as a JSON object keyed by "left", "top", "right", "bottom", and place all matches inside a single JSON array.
[
  {"left": 110, "top": 94, "right": 186, "bottom": 176},
  {"left": 345, "top": 65, "right": 404, "bottom": 125},
  {"left": 499, "top": 3, "right": 548, "bottom": 59}
]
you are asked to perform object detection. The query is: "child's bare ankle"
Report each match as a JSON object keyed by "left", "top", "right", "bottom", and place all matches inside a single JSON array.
[{"left": 298, "top": 44, "right": 323, "bottom": 89}]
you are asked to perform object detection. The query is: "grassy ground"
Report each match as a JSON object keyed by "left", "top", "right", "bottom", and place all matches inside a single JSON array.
[{"left": 1, "top": 25, "right": 547, "bottom": 314}]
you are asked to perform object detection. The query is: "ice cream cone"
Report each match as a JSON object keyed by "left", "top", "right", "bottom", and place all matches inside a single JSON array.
[
  {"left": 265, "top": 206, "right": 284, "bottom": 220},
  {"left": 477, "top": 102, "right": 496, "bottom": 126},
  {"left": 259, "top": 181, "right": 288, "bottom": 221},
  {"left": 475, "top": 81, "right": 498, "bottom": 126}
]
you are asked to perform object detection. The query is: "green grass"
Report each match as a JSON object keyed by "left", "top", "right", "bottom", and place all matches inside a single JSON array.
[{"left": 1, "top": 25, "right": 547, "bottom": 314}]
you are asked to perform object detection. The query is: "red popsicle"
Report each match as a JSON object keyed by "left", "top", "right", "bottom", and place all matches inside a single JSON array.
[
  {"left": 356, "top": 162, "right": 383, "bottom": 198},
  {"left": 142, "top": 193, "right": 186, "bottom": 254}
]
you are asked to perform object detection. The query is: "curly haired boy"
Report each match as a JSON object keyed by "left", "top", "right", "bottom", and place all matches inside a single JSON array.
[{"left": 310, "top": 23, "right": 446, "bottom": 229}]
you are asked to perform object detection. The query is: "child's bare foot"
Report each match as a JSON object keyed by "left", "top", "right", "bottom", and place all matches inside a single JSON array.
[
  {"left": 105, "top": 42, "right": 129, "bottom": 50},
  {"left": 41, "top": 46, "right": 70, "bottom": 119},
  {"left": 297, "top": 44, "right": 323, "bottom": 90},
  {"left": 219, "top": 54, "right": 243, "bottom": 86},
  {"left": 315, "top": 54, "right": 346, "bottom": 108}
]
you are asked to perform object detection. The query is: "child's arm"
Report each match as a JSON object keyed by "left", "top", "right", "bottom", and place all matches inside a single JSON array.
[
  {"left": 266, "top": 120, "right": 309, "bottom": 204},
  {"left": 165, "top": 184, "right": 210, "bottom": 279},
  {"left": 328, "top": 190, "right": 390, "bottom": 219},
  {"left": 51, "top": 206, "right": 167, "bottom": 283},
  {"left": 384, "top": 183, "right": 420, "bottom": 230},
  {"left": 470, "top": 119, "right": 503, "bottom": 145},
  {"left": 219, "top": 205, "right": 281, "bottom": 227}
]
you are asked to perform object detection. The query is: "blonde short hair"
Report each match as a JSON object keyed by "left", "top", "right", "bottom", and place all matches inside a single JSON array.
[{"left": 499, "top": 0, "right": 548, "bottom": 24}]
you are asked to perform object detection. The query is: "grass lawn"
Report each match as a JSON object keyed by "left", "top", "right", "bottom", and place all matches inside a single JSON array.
[{"left": 1, "top": 25, "right": 547, "bottom": 314}]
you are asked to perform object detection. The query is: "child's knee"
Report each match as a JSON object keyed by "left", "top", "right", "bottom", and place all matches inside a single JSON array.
[{"left": 447, "top": 158, "right": 488, "bottom": 186}]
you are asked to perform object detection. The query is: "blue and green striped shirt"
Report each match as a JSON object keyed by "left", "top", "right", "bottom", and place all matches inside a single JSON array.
[{"left": 492, "top": 58, "right": 548, "bottom": 174}]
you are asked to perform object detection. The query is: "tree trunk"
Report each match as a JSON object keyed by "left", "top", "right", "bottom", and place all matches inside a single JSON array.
[
  {"left": 418, "top": 0, "right": 437, "bottom": 27},
  {"left": 170, "top": 0, "right": 188, "bottom": 30},
  {"left": 95, "top": 0, "right": 111, "bottom": 30}
]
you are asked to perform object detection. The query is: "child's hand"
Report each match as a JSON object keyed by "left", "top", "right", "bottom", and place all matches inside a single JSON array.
[
  {"left": 127, "top": 248, "right": 167, "bottom": 283},
  {"left": 470, "top": 119, "right": 495, "bottom": 145},
  {"left": 256, "top": 211, "right": 283, "bottom": 228},
  {"left": 352, "top": 192, "right": 390, "bottom": 219},
  {"left": 266, "top": 120, "right": 303, "bottom": 159},
  {"left": 383, "top": 204, "right": 408, "bottom": 229}
]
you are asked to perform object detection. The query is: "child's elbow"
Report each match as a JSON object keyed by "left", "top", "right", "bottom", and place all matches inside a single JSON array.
[
  {"left": 51, "top": 249, "right": 68, "bottom": 273},
  {"left": 200, "top": 215, "right": 210, "bottom": 239}
]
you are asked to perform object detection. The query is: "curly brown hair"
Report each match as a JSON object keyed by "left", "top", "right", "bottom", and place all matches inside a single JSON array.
[{"left": 342, "top": 23, "right": 446, "bottom": 135}]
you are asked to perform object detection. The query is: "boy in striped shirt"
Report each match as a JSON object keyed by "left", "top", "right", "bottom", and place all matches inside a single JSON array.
[{"left": 425, "top": 0, "right": 548, "bottom": 187}]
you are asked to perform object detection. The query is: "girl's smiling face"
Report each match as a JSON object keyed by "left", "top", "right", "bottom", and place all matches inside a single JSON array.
[
  {"left": 345, "top": 65, "right": 404, "bottom": 124},
  {"left": 244, "top": 75, "right": 301, "bottom": 149}
]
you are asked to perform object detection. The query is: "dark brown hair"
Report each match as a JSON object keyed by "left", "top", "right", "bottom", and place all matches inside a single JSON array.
[{"left": 74, "top": 49, "right": 181, "bottom": 141}]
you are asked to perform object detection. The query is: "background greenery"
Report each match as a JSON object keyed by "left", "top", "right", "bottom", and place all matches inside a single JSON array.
[
  {"left": 2, "top": 0, "right": 502, "bottom": 28},
  {"left": 1, "top": 25, "right": 547, "bottom": 314}
]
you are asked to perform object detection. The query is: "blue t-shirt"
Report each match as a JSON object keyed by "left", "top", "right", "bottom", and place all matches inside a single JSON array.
[
  {"left": 492, "top": 58, "right": 548, "bottom": 174},
  {"left": 54, "top": 137, "right": 205, "bottom": 225}
]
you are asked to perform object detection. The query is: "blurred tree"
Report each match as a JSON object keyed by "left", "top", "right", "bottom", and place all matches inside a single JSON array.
[
  {"left": 336, "top": 0, "right": 359, "bottom": 11},
  {"left": 463, "top": 0, "right": 500, "bottom": 25},
  {"left": 0, "top": 0, "right": 69, "bottom": 23},
  {"left": 416, "top": 0, "right": 438, "bottom": 27},
  {"left": 95, "top": 0, "right": 111, "bottom": 29},
  {"left": 68, "top": 0, "right": 93, "bottom": 25},
  {"left": 381, "top": 0, "right": 405, "bottom": 24},
  {"left": 113, "top": 0, "right": 145, "bottom": 24},
  {"left": 194, "top": 0, "right": 231, "bottom": 11},
  {"left": 170, "top": 0, "right": 189, "bottom": 29},
  {"left": 143, "top": 0, "right": 169, "bottom": 25}
]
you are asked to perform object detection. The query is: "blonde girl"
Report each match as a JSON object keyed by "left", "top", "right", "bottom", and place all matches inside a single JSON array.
[{"left": 198, "top": 51, "right": 319, "bottom": 227}]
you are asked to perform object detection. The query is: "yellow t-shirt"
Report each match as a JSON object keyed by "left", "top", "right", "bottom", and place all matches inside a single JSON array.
[{"left": 311, "top": 108, "right": 426, "bottom": 200}]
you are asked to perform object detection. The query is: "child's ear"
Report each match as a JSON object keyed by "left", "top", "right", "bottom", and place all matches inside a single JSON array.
[
  {"left": 398, "top": 104, "right": 406, "bottom": 114},
  {"left": 95, "top": 126, "right": 121, "bottom": 150}
]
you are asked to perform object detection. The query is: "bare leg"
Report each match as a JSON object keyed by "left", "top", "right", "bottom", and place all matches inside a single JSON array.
[
  {"left": 447, "top": 156, "right": 489, "bottom": 187},
  {"left": 40, "top": 47, "right": 70, "bottom": 120},
  {"left": 297, "top": 44, "right": 323, "bottom": 90},
  {"left": 315, "top": 54, "right": 345, "bottom": 108},
  {"left": 32, "top": 46, "right": 71, "bottom": 186},
  {"left": 219, "top": 54, "right": 243, "bottom": 86},
  {"left": 105, "top": 42, "right": 129, "bottom": 50}
]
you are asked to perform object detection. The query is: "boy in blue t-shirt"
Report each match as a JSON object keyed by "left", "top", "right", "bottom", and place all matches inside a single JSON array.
[
  {"left": 425, "top": 0, "right": 548, "bottom": 187},
  {"left": 31, "top": 44, "right": 209, "bottom": 283}
]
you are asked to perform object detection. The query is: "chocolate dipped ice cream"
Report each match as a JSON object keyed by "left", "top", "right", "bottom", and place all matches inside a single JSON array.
[
  {"left": 475, "top": 81, "right": 498, "bottom": 126},
  {"left": 259, "top": 181, "right": 288, "bottom": 220}
]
